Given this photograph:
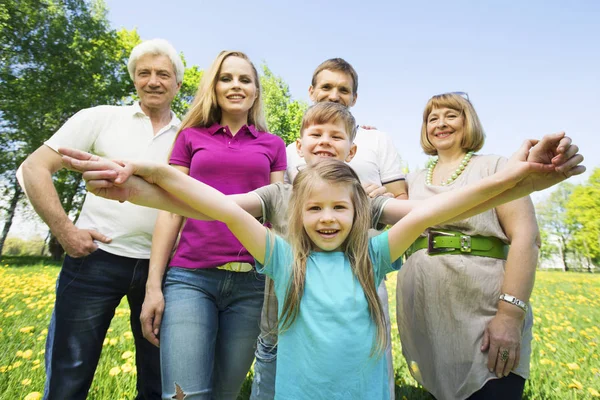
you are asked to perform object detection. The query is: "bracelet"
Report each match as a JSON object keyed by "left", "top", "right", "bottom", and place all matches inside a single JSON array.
[{"left": 499, "top": 293, "right": 528, "bottom": 312}]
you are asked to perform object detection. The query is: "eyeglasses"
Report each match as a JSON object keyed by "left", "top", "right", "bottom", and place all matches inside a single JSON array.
[{"left": 433, "top": 91, "right": 470, "bottom": 102}]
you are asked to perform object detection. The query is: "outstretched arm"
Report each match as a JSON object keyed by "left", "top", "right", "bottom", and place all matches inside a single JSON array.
[
  {"left": 385, "top": 138, "right": 575, "bottom": 262},
  {"left": 140, "top": 163, "right": 269, "bottom": 263},
  {"left": 379, "top": 132, "right": 585, "bottom": 226},
  {"left": 59, "top": 148, "right": 264, "bottom": 220}
]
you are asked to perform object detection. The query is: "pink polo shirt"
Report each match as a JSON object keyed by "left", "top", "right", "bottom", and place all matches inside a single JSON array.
[{"left": 169, "top": 123, "right": 287, "bottom": 269}]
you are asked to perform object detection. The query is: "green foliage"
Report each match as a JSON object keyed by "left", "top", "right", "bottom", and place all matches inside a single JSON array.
[
  {"left": 0, "top": 0, "right": 138, "bottom": 203},
  {"left": 566, "top": 168, "right": 600, "bottom": 266},
  {"left": 260, "top": 65, "right": 308, "bottom": 145},
  {"left": 171, "top": 58, "right": 203, "bottom": 118}
]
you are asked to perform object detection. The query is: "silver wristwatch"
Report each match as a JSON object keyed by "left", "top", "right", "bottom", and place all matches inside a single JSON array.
[{"left": 499, "top": 293, "right": 528, "bottom": 312}]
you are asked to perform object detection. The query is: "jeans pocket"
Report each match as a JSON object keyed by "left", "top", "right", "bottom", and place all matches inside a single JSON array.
[{"left": 55, "top": 249, "right": 100, "bottom": 298}]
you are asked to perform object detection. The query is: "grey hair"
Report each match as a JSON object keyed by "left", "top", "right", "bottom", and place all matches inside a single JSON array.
[{"left": 127, "top": 38, "right": 185, "bottom": 84}]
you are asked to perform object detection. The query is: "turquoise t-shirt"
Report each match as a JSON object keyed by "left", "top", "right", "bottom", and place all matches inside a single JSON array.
[{"left": 256, "top": 231, "right": 400, "bottom": 400}]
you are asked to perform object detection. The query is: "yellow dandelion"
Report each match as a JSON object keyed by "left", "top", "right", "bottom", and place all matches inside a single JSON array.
[
  {"left": 121, "top": 363, "right": 134, "bottom": 373},
  {"left": 568, "top": 338, "right": 576, "bottom": 343},
  {"left": 540, "top": 359, "right": 555, "bottom": 366},
  {"left": 0, "top": 366, "right": 8, "bottom": 373},
  {"left": 109, "top": 366, "right": 121, "bottom": 376},
  {"left": 568, "top": 380, "right": 583, "bottom": 390},
  {"left": 123, "top": 331, "right": 133, "bottom": 339},
  {"left": 32, "top": 365, "right": 40, "bottom": 370},
  {"left": 109, "top": 338, "right": 118, "bottom": 346},
  {"left": 22, "top": 349, "right": 33, "bottom": 359},
  {"left": 591, "top": 367, "right": 600, "bottom": 375},
  {"left": 16, "top": 350, "right": 23, "bottom": 357},
  {"left": 12, "top": 361, "right": 23, "bottom": 368},
  {"left": 103, "top": 338, "right": 109, "bottom": 346},
  {"left": 22, "top": 378, "right": 32, "bottom": 385},
  {"left": 566, "top": 363, "right": 580, "bottom": 370},
  {"left": 121, "top": 351, "right": 134, "bottom": 359},
  {"left": 588, "top": 388, "right": 600, "bottom": 397},
  {"left": 590, "top": 342, "right": 598, "bottom": 347},
  {"left": 544, "top": 343, "right": 557, "bottom": 352},
  {"left": 24, "top": 392, "right": 42, "bottom": 400}
]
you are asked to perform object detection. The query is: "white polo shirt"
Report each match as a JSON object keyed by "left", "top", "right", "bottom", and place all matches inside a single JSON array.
[
  {"left": 45, "top": 102, "right": 180, "bottom": 259},
  {"left": 285, "top": 127, "right": 405, "bottom": 186}
]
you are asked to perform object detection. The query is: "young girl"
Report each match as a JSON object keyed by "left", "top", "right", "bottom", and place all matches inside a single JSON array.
[{"left": 74, "top": 143, "right": 560, "bottom": 398}]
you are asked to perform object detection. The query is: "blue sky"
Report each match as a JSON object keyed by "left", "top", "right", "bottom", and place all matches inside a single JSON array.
[
  {"left": 8, "top": 0, "right": 600, "bottom": 238},
  {"left": 103, "top": 0, "right": 599, "bottom": 192}
]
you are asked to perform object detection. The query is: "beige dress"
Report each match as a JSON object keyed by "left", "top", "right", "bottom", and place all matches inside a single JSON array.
[{"left": 396, "top": 154, "right": 533, "bottom": 400}]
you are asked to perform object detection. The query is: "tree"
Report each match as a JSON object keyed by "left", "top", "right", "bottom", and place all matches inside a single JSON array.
[
  {"left": 566, "top": 168, "right": 600, "bottom": 269},
  {"left": 536, "top": 183, "right": 576, "bottom": 270},
  {"left": 0, "top": 0, "right": 138, "bottom": 257},
  {"left": 260, "top": 65, "right": 308, "bottom": 145},
  {"left": 171, "top": 58, "right": 203, "bottom": 118}
]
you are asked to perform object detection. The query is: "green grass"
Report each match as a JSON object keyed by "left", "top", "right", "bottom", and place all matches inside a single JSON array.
[{"left": 1, "top": 258, "right": 599, "bottom": 399}]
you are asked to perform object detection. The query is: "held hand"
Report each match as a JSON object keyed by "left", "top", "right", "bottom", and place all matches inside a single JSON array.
[
  {"left": 59, "top": 147, "right": 132, "bottom": 184},
  {"left": 363, "top": 183, "right": 394, "bottom": 198},
  {"left": 481, "top": 312, "right": 524, "bottom": 378},
  {"left": 140, "top": 290, "right": 165, "bottom": 347},
  {"left": 58, "top": 227, "right": 111, "bottom": 258},
  {"left": 527, "top": 132, "right": 585, "bottom": 175}
]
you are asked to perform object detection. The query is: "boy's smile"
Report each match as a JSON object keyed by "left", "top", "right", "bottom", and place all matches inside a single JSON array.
[{"left": 296, "top": 121, "right": 357, "bottom": 166}]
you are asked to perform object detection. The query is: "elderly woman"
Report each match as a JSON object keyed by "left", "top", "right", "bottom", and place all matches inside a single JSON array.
[{"left": 397, "top": 93, "right": 535, "bottom": 400}]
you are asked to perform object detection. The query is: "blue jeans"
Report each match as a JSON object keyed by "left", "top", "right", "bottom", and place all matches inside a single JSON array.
[
  {"left": 44, "top": 249, "right": 160, "bottom": 400},
  {"left": 250, "top": 333, "right": 278, "bottom": 400},
  {"left": 160, "top": 267, "right": 265, "bottom": 400}
]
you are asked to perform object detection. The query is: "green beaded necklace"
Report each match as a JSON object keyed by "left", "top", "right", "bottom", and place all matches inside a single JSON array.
[{"left": 426, "top": 151, "right": 474, "bottom": 186}]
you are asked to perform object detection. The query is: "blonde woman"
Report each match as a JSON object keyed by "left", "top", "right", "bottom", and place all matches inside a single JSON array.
[
  {"left": 141, "top": 51, "right": 286, "bottom": 399},
  {"left": 397, "top": 93, "right": 538, "bottom": 399}
]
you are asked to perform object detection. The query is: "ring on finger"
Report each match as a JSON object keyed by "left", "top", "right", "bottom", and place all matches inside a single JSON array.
[{"left": 500, "top": 349, "right": 509, "bottom": 362}]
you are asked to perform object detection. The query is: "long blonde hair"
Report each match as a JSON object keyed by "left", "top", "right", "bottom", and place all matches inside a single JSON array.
[
  {"left": 176, "top": 50, "right": 267, "bottom": 139},
  {"left": 279, "top": 159, "right": 387, "bottom": 356}
]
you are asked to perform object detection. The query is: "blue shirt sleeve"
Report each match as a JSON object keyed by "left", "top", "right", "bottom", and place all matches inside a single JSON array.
[
  {"left": 369, "top": 231, "right": 402, "bottom": 286},
  {"left": 255, "top": 231, "right": 293, "bottom": 285}
]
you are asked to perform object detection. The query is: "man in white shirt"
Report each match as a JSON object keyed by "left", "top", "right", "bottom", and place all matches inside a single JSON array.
[
  {"left": 251, "top": 58, "right": 405, "bottom": 400},
  {"left": 18, "top": 38, "right": 183, "bottom": 400}
]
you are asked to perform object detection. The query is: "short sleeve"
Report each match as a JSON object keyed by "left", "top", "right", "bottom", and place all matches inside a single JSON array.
[
  {"left": 370, "top": 196, "right": 393, "bottom": 230},
  {"left": 376, "top": 131, "right": 405, "bottom": 184},
  {"left": 269, "top": 135, "right": 288, "bottom": 172},
  {"left": 45, "top": 107, "right": 102, "bottom": 153},
  {"left": 255, "top": 232, "right": 293, "bottom": 284},
  {"left": 369, "top": 231, "right": 401, "bottom": 285},
  {"left": 169, "top": 128, "right": 192, "bottom": 167}
]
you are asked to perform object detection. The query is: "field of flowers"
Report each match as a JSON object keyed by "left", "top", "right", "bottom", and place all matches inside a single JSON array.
[{"left": 1, "top": 256, "right": 599, "bottom": 399}]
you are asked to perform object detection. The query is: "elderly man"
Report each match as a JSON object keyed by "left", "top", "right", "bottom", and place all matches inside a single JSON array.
[{"left": 18, "top": 38, "right": 183, "bottom": 400}]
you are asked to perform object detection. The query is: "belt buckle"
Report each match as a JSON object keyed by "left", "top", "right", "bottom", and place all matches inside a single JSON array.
[
  {"left": 460, "top": 235, "right": 472, "bottom": 253},
  {"left": 427, "top": 230, "right": 455, "bottom": 255}
]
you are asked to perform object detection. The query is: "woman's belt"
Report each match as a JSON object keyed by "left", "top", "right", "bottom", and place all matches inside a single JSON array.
[{"left": 406, "top": 229, "right": 509, "bottom": 260}]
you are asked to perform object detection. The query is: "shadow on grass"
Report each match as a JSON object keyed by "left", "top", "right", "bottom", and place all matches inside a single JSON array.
[{"left": 0, "top": 255, "right": 62, "bottom": 268}]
